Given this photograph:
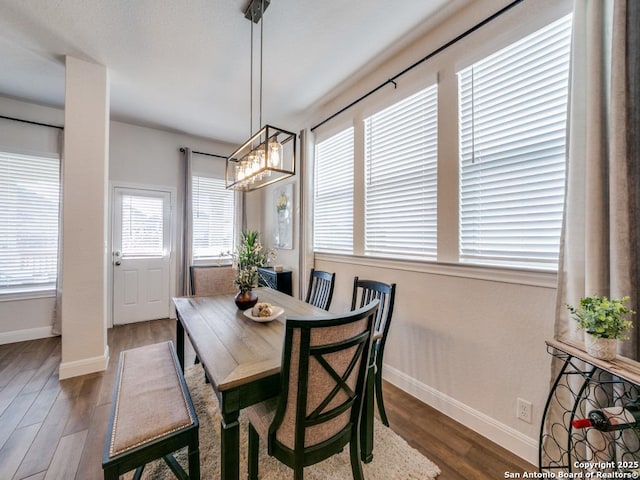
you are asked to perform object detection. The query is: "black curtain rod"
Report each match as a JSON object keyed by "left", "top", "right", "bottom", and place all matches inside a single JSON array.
[
  {"left": 179, "top": 147, "right": 227, "bottom": 159},
  {"left": 0, "top": 114, "right": 64, "bottom": 130},
  {"left": 310, "top": 0, "right": 525, "bottom": 132}
]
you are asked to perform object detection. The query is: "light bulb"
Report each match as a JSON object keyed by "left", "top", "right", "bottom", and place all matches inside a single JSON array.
[
  {"left": 239, "top": 160, "right": 249, "bottom": 180},
  {"left": 256, "top": 149, "right": 265, "bottom": 169},
  {"left": 268, "top": 141, "right": 282, "bottom": 168},
  {"left": 252, "top": 152, "right": 261, "bottom": 173},
  {"left": 245, "top": 153, "right": 254, "bottom": 175}
]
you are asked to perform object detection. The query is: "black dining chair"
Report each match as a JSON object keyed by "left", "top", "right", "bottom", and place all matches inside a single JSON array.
[
  {"left": 304, "top": 268, "right": 336, "bottom": 310},
  {"left": 351, "top": 277, "right": 396, "bottom": 427},
  {"left": 245, "top": 299, "right": 380, "bottom": 480}
]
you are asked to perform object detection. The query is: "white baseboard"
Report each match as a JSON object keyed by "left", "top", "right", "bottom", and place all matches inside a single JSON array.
[
  {"left": 383, "top": 364, "right": 538, "bottom": 465},
  {"left": 0, "top": 326, "right": 55, "bottom": 345},
  {"left": 59, "top": 345, "right": 110, "bottom": 379}
]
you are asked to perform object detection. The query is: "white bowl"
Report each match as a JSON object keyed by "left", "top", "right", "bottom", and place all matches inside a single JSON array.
[{"left": 243, "top": 305, "right": 284, "bottom": 323}]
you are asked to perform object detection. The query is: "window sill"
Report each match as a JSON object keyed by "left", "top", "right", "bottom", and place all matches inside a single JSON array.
[
  {"left": 314, "top": 253, "right": 557, "bottom": 288},
  {"left": 191, "top": 258, "right": 234, "bottom": 267},
  {"left": 0, "top": 289, "right": 56, "bottom": 302}
]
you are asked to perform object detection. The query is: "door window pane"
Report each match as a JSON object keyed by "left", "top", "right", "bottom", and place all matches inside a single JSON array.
[{"left": 121, "top": 195, "right": 164, "bottom": 257}]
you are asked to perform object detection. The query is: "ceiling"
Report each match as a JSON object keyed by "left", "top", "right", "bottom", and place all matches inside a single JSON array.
[{"left": 0, "top": 0, "right": 474, "bottom": 146}]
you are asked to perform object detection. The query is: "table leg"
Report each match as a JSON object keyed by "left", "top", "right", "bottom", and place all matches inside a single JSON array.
[
  {"left": 360, "top": 363, "right": 375, "bottom": 463},
  {"left": 176, "top": 316, "right": 185, "bottom": 372},
  {"left": 221, "top": 410, "right": 240, "bottom": 480}
]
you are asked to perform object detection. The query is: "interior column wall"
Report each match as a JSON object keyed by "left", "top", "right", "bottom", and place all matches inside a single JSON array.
[{"left": 59, "top": 56, "right": 110, "bottom": 379}]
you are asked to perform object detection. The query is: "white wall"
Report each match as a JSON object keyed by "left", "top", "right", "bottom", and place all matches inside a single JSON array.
[
  {"left": 247, "top": 177, "right": 301, "bottom": 297},
  {"left": 319, "top": 257, "right": 556, "bottom": 462}
]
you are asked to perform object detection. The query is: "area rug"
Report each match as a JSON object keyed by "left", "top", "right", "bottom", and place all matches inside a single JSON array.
[{"left": 127, "top": 365, "right": 440, "bottom": 479}]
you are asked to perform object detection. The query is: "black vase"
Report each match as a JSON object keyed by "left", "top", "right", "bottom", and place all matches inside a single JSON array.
[{"left": 234, "top": 290, "right": 258, "bottom": 310}]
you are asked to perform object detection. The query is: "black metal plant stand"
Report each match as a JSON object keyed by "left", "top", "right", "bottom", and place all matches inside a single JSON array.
[{"left": 540, "top": 339, "right": 640, "bottom": 475}]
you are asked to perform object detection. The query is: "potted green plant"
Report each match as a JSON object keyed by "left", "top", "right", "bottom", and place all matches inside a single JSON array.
[
  {"left": 233, "top": 230, "right": 274, "bottom": 309},
  {"left": 566, "top": 295, "right": 635, "bottom": 360}
]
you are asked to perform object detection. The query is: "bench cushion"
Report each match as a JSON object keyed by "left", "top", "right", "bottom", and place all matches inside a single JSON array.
[{"left": 108, "top": 341, "right": 195, "bottom": 458}]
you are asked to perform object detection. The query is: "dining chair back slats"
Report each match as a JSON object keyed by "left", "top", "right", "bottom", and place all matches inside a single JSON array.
[
  {"left": 304, "top": 269, "right": 336, "bottom": 311},
  {"left": 358, "top": 289, "right": 385, "bottom": 332}
]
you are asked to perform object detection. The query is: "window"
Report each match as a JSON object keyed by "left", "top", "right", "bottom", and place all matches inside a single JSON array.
[
  {"left": 0, "top": 150, "right": 60, "bottom": 294},
  {"left": 364, "top": 85, "right": 438, "bottom": 259},
  {"left": 313, "top": 127, "right": 354, "bottom": 253},
  {"left": 310, "top": 9, "right": 571, "bottom": 277},
  {"left": 458, "top": 14, "right": 572, "bottom": 270},
  {"left": 121, "top": 194, "right": 164, "bottom": 257},
  {"left": 192, "top": 175, "right": 235, "bottom": 259}
]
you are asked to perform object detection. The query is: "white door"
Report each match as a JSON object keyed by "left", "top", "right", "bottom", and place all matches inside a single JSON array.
[{"left": 112, "top": 187, "right": 172, "bottom": 325}]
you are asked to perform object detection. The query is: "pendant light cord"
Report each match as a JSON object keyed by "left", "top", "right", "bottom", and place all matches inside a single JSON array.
[
  {"left": 259, "top": 0, "right": 264, "bottom": 128},
  {"left": 250, "top": 16, "right": 254, "bottom": 135}
]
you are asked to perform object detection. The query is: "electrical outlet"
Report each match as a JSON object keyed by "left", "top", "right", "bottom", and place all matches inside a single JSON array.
[{"left": 517, "top": 398, "right": 532, "bottom": 423}]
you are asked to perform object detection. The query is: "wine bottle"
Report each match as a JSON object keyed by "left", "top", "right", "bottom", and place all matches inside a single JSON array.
[{"left": 572, "top": 403, "right": 640, "bottom": 431}]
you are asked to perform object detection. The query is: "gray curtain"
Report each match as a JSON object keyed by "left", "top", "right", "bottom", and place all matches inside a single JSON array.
[
  {"left": 542, "top": 0, "right": 639, "bottom": 470},
  {"left": 181, "top": 148, "right": 194, "bottom": 296},
  {"left": 554, "top": 0, "right": 638, "bottom": 357},
  {"left": 627, "top": 0, "right": 640, "bottom": 338},
  {"left": 297, "top": 129, "right": 308, "bottom": 299},
  {"left": 52, "top": 130, "right": 64, "bottom": 336}
]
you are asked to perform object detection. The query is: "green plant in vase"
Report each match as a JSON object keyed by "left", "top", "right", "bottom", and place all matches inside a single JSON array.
[
  {"left": 566, "top": 295, "right": 635, "bottom": 360},
  {"left": 233, "top": 230, "right": 275, "bottom": 309},
  {"left": 235, "top": 265, "right": 259, "bottom": 294}
]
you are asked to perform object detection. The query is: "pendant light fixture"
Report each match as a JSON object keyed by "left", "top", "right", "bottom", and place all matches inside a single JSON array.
[{"left": 225, "top": 0, "right": 296, "bottom": 191}]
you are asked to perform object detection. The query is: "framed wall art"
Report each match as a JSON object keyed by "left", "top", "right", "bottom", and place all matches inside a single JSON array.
[{"left": 273, "top": 183, "right": 293, "bottom": 249}]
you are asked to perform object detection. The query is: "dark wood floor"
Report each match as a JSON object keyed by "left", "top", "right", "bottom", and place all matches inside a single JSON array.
[{"left": 0, "top": 318, "right": 533, "bottom": 479}]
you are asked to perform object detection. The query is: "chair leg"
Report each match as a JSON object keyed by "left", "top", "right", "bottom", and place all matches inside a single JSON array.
[
  {"left": 349, "top": 438, "right": 364, "bottom": 480},
  {"left": 248, "top": 423, "right": 259, "bottom": 480},
  {"left": 375, "top": 356, "right": 389, "bottom": 427},
  {"left": 293, "top": 465, "right": 304, "bottom": 480}
]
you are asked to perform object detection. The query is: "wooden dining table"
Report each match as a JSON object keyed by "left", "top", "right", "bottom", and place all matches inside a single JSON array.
[{"left": 173, "top": 287, "right": 376, "bottom": 480}]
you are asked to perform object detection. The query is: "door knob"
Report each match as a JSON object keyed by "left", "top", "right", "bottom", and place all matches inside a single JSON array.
[{"left": 115, "top": 260, "right": 121, "bottom": 266}]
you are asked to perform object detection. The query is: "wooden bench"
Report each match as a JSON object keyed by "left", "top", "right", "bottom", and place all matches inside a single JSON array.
[{"left": 102, "top": 341, "right": 200, "bottom": 480}]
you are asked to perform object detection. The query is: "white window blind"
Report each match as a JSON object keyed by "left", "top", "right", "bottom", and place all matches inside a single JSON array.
[
  {"left": 314, "top": 128, "right": 354, "bottom": 253},
  {"left": 0, "top": 151, "right": 60, "bottom": 293},
  {"left": 458, "top": 14, "right": 571, "bottom": 270},
  {"left": 364, "top": 85, "right": 438, "bottom": 259},
  {"left": 121, "top": 195, "right": 164, "bottom": 257},
  {"left": 192, "top": 175, "right": 235, "bottom": 259}
]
